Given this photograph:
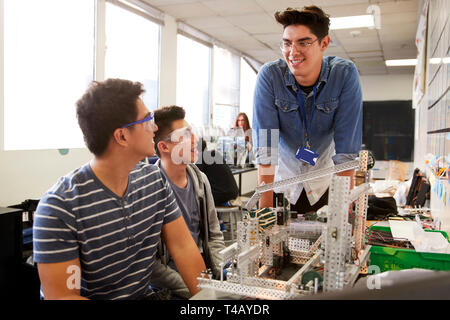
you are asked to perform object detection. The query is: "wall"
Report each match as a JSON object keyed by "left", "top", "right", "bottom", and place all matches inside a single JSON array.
[
  {"left": 0, "top": 149, "right": 92, "bottom": 206},
  {"left": 0, "top": 2, "right": 89, "bottom": 206},
  {"left": 359, "top": 74, "right": 414, "bottom": 101},
  {"left": 415, "top": 0, "right": 450, "bottom": 232},
  {"left": 360, "top": 73, "right": 415, "bottom": 179}
]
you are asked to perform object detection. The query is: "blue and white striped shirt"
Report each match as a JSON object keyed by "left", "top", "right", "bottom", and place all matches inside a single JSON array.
[{"left": 33, "top": 161, "right": 181, "bottom": 300}]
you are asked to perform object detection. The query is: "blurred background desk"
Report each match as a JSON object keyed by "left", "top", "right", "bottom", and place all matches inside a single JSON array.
[
  {"left": 0, "top": 207, "right": 23, "bottom": 298},
  {"left": 0, "top": 206, "right": 40, "bottom": 300},
  {"left": 230, "top": 166, "right": 257, "bottom": 196}
]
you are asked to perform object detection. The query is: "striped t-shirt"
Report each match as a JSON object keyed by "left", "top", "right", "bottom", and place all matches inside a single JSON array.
[{"left": 33, "top": 161, "right": 181, "bottom": 300}]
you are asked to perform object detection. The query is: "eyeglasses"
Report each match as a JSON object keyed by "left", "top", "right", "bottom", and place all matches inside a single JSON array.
[
  {"left": 162, "top": 125, "right": 194, "bottom": 143},
  {"left": 121, "top": 112, "right": 155, "bottom": 131},
  {"left": 280, "top": 38, "right": 320, "bottom": 53}
]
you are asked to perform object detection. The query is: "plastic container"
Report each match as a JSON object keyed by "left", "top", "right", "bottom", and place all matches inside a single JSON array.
[{"left": 368, "top": 226, "right": 450, "bottom": 272}]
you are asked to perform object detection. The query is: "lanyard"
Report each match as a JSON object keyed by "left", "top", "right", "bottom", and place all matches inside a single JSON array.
[{"left": 297, "top": 83, "right": 317, "bottom": 149}]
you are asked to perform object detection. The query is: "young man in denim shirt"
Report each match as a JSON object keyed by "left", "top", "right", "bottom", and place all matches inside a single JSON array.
[{"left": 253, "top": 6, "right": 362, "bottom": 213}]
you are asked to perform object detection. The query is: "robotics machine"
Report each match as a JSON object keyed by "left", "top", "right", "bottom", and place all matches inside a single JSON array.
[{"left": 197, "top": 151, "right": 373, "bottom": 299}]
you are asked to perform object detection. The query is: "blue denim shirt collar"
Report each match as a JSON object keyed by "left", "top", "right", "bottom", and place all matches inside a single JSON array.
[{"left": 283, "top": 57, "right": 330, "bottom": 93}]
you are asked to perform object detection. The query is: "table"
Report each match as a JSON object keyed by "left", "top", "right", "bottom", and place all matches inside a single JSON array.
[{"left": 191, "top": 287, "right": 243, "bottom": 300}]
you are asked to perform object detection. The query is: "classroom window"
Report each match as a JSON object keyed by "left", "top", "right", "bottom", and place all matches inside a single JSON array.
[
  {"left": 176, "top": 34, "right": 211, "bottom": 128},
  {"left": 3, "top": 0, "right": 95, "bottom": 150},
  {"left": 105, "top": 1, "right": 160, "bottom": 110},
  {"left": 212, "top": 46, "right": 240, "bottom": 130},
  {"left": 239, "top": 57, "right": 257, "bottom": 127}
]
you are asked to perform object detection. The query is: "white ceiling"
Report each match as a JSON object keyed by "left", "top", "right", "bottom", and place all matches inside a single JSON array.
[{"left": 144, "top": 0, "right": 419, "bottom": 75}]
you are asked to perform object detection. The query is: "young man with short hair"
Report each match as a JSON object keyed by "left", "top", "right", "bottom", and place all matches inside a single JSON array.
[
  {"left": 149, "top": 105, "right": 225, "bottom": 299},
  {"left": 253, "top": 6, "right": 362, "bottom": 213},
  {"left": 33, "top": 79, "right": 206, "bottom": 300}
]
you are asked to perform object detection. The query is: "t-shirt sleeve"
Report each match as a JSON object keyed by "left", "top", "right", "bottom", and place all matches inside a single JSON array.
[
  {"left": 33, "top": 192, "right": 79, "bottom": 264},
  {"left": 162, "top": 178, "right": 182, "bottom": 225}
]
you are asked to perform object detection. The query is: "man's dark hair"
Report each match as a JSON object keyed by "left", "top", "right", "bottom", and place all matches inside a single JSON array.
[
  {"left": 76, "top": 78, "right": 145, "bottom": 156},
  {"left": 274, "top": 5, "right": 330, "bottom": 39},
  {"left": 153, "top": 105, "right": 186, "bottom": 156}
]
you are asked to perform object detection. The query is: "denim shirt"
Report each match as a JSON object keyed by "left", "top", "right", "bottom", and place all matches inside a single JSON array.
[{"left": 252, "top": 56, "right": 362, "bottom": 205}]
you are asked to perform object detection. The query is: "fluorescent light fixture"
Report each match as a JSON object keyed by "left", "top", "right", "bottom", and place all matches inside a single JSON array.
[
  {"left": 430, "top": 58, "right": 442, "bottom": 64},
  {"left": 385, "top": 59, "right": 417, "bottom": 66},
  {"left": 330, "top": 15, "right": 375, "bottom": 30},
  {"left": 443, "top": 57, "right": 450, "bottom": 64}
]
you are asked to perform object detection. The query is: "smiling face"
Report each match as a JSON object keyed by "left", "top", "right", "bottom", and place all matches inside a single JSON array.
[
  {"left": 282, "top": 24, "right": 329, "bottom": 86},
  {"left": 161, "top": 119, "right": 199, "bottom": 165}
]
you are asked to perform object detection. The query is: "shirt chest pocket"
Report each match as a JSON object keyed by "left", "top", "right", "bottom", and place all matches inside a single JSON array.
[
  {"left": 274, "top": 98, "right": 299, "bottom": 130},
  {"left": 314, "top": 99, "right": 339, "bottom": 132}
]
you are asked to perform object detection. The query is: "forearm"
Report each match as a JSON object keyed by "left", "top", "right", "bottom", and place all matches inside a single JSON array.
[
  {"left": 37, "top": 259, "right": 89, "bottom": 300},
  {"left": 171, "top": 241, "right": 206, "bottom": 295},
  {"left": 336, "top": 169, "right": 355, "bottom": 189},
  {"left": 258, "top": 165, "right": 275, "bottom": 208},
  {"left": 50, "top": 295, "right": 89, "bottom": 300}
]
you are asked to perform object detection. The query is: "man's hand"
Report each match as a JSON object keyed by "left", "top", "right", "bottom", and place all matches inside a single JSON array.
[{"left": 162, "top": 216, "right": 206, "bottom": 295}]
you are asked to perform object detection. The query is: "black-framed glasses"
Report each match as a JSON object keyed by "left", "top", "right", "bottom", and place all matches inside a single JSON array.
[
  {"left": 280, "top": 38, "right": 321, "bottom": 53},
  {"left": 120, "top": 112, "right": 155, "bottom": 131}
]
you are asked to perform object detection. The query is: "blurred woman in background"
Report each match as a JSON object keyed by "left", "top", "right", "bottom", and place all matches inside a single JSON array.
[{"left": 234, "top": 112, "right": 252, "bottom": 149}]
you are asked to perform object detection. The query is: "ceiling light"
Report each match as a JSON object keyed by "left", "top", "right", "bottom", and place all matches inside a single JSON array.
[
  {"left": 430, "top": 58, "right": 442, "bottom": 64},
  {"left": 385, "top": 59, "right": 417, "bottom": 66},
  {"left": 330, "top": 15, "right": 375, "bottom": 30},
  {"left": 431, "top": 57, "right": 450, "bottom": 64}
]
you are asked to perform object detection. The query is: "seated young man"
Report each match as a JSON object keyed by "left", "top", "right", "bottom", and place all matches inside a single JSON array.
[
  {"left": 196, "top": 139, "right": 239, "bottom": 207},
  {"left": 196, "top": 139, "right": 239, "bottom": 231},
  {"left": 33, "top": 79, "right": 206, "bottom": 300},
  {"left": 149, "top": 106, "right": 225, "bottom": 299}
]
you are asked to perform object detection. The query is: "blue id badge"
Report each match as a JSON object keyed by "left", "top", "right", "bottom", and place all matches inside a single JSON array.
[{"left": 296, "top": 147, "right": 319, "bottom": 166}]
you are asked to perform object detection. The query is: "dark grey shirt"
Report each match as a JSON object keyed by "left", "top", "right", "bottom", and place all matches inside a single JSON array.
[
  {"left": 160, "top": 169, "right": 201, "bottom": 272},
  {"left": 160, "top": 168, "right": 201, "bottom": 247}
]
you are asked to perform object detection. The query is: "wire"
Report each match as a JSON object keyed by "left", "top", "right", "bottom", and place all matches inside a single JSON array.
[
  {"left": 352, "top": 247, "right": 361, "bottom": 267},
  {"left": 348, "top": 205, "right": 355, "bottom": 218},
  {"left": 365, "top": 229, "right": 412, "bottom": 248}
]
